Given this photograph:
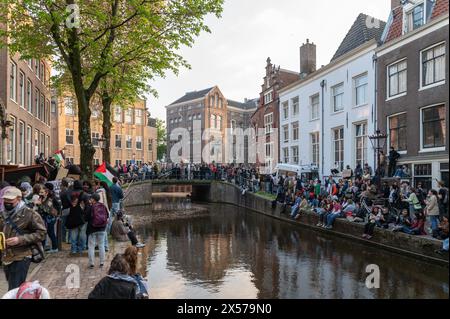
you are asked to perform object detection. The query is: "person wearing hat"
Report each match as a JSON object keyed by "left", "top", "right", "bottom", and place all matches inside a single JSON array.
[{"left": 0, "top": 187, "right": 47, "bottom": 290}]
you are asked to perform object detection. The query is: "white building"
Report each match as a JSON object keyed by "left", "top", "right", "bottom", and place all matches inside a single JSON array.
[{"left": 279, "top": 14, "right": 386, "bottom": 179}]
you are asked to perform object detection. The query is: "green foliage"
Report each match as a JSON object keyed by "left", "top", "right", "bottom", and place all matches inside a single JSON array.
[{"left": 155, "top": 118, "right": 166, "bottom": 160}]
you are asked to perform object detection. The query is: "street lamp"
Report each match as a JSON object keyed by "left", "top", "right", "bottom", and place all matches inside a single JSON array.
[{"left": 369, "top": 129, "right": 387, "bottom": 192}]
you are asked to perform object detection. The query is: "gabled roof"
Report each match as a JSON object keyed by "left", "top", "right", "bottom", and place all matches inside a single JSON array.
[
  {"left": 331, "top": 13, "right": 386, "bottom": 61},
  {"left": 383, "top": 0, "right": 449, "bottom": 44},
  {"left": 169, "top": 87, "right": 214, "bottom": 106},
  {"left": 227, "top": 99, "right": 258, "bottom": 110}
]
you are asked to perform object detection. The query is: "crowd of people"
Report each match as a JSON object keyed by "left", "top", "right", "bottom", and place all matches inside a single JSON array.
[{"left": 0, "top": 173, "right": 146, "bottom": 297}]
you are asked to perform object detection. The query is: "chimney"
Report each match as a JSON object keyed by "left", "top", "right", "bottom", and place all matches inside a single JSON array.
[
  {"left": 391, "top": 0, "right": 401, "bottom": 10},
  {"left": 300, "top": 39, "right": 316, "bottom": 78}
]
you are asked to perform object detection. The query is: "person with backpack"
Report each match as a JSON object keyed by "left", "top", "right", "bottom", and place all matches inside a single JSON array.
[
  {"left": 0, "top": 187, "right": 47, "bottom": 290},
  {"left": 85, "top": 193, "right": 109, "bottom": 269}
]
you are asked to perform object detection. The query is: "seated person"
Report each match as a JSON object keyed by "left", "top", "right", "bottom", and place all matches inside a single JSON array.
[
  {"left": 362, "top": 206, "right": 382, "bottom": 240},
  {"left": 394, "top": 211, "right": 427, "bottom": 235},
  {"left": 434, "top": 216, "right": 449, "bottom": 240},
  {"left": 315, "top": 197, "right": 333, "bottom": 227},
  {"left": 376, "top": 207, "right": 394, "bottom": 229},
  {"left": 393, "top": 209, "right": 412, "bottom": 231},
  {"left": 111, "top": 211, "right": 145, "bottom": 248},
  {"left": 323, "top": 198, "right": 343, "bottom": 229},
  {"left": 2, "top": 281, "right": 50, "bottom": 299},
  {"left": 346, "top": 202, "right": 366, "bottom": 223}
]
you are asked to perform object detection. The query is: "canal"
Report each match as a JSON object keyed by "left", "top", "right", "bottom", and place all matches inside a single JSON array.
[{"left": 136, "top": 204, "right": 449, "bottom": 299}]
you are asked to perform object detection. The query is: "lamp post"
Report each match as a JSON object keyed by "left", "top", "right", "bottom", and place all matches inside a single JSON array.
[{"left": 369, "top": 129, "right": 387, "bottom": 192}]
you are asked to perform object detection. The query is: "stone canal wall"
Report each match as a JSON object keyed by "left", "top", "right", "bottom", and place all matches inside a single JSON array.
[
  {"left": 122, "top": 180, "right": 447, "bottom": 266},
  {"left": 208, "top": 182, "right": 448, "bottom": 266}
]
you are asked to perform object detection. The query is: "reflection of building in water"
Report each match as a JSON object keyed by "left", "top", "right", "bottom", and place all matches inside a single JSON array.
[{"left": 165, "top": 219, "right": 235, "bottom": 284}]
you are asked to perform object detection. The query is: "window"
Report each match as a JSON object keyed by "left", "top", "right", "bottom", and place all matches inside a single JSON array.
[
  {"left": 39, "top": 132, "right": 44, "bottom": 156},
  {"left": 310, "top": 94, "right": 319, "bottom": 120},
  {"left": 94, "top": 158, "right": 100, "bottom": 166},
  {"left": 136, "top": 136, "right": 142, "bottom": 150},
  {"left": 283, "top": 125, "right": 289, "bottom": 143},
  {"left": 264, "top": 91, "right": 273, "bottom": 105},
  {"left": 332, "top": 83, "right": 344, "bottom": 112},
  {"left": 45, "top": 135, "right": 49, "bottom": 158},
  {"left": 46, "top": 99, "right": 50, "bottom": 125},
  {"left": 27, "top": 126, "right": 32, "bottom": 165},
  {"left": 10, "top": 61, "right": 17, "bottom": 102},
  {"left": 389, "top": 113, "right": 407, "bottom": 152},
  {"left": 135, "top": 109, "right": 143, "bottom": 125},
  {"left": 422, "top": 43, "right": 446, "bottom": 87},
  {"left": 231, "top": 120, "right": 236, "bottom": 135},
  {"left": 18, "top": 121, "right": 25, "bottom": 165},
  {"left": 292, "top": 122, "right": 299, "bottom": 141},
  {"left": 414, "top": 164, "right": 432, "bottom": 191},
  {"left": 282, "top": 101, "right": 289, "bottom": 120},
  {"left": 34, "top": 130, "right": 39, "bottom": 157},
  {"left": 291, "top": 146, "right": 299, "bottom": 164},
  {"left": 355, "top": 122, "right": 368, "bottom": 167},
  {"left": 292, "top": 97, "right": 299, "bottom": 116},
  {"left": 333, "top": 127, "right": 344, "bottom": 171},
  {"left": 64, "top": 97, "right": 75, "bottom": 115},
  {"left": 311, "top": 132, "right": 320, "bottom": 166},
  {"left": 34, "top": 59, "right": 38, "bottom": 75},
  {"left": 126, "top": 135, "right": 132, "bottom": 149},
  {"left": 27, "top": 59, "right": 32, "bottom": 69},
  {"left": 264, "top": 113, "right": 273, "bottom": 134},
  {"left": 114, "top": 107, "right": 122, "bottom": 122},
  {"left": 406, "top": 3, "right": 424, "bottom": 33},
  {"left": 92, "top": 132, "right": 100, "bottom": 147},
  {"left": 388, "top": 59, "right": 407, "bottom": 98},
  {"left": 65, "top": 129, "right": 74, "bottom": 145},
  {"left": 40, "top": 93, "right": 45, "bottom": 121},
  {"left": 51, "top": 99, "right": 56, "bottom": 113},
  {"left": 354, "top": 73, "right": 368, "bottom": 106},
  {"left": 283, "top": 148, "right": 289, "bottom": 164},
  {"left": 148, "top": 139, "right": 153, "bottom": 151},
  {"left": 39, "top": 61, "right": 44, "bottom": 82},
  {"left": 210, "top": 115, "right": 216, "bottom": 128},
  {"left": 27, "top": 79, "right": 32, "bottom": 113},
  {"left": 7, "top": 116, "right": 17, "bottom": 164},
  {"left": 421, "top": 104, "right": 446, "bottom": 150},
  {"left": 217, "top": 116, "right": 222, "bottom": 130},
  {"left": 115, "top": 135, "right": 122, "bottom": 148},
  {"left": 19, "top": 71, "right": 25, "bottom": 107},
  {"left": 265, "top": 143, "right": 273, "bottom": 158},
  {"left": 209, "top": 96, "right": 214, "bottom": 107},
  {"left": 125, "top": 109, "right": 133, "bottom": 124},
  {"left": 115, "top": 160, "right": 122, "bottom": 167}
]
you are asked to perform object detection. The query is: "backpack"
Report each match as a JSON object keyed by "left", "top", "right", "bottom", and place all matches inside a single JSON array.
[{"left": 91, "top": 203, "right": 108, "bottom": 228}]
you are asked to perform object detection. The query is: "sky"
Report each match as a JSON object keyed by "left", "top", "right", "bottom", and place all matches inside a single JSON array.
[{"left": 145, "top": 0, "right": 391, "bottom": 121}]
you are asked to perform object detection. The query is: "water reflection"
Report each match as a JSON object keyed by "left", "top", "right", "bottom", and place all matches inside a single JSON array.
[{"left": 139, "top": 204, "right": 449, "bottom": 299}]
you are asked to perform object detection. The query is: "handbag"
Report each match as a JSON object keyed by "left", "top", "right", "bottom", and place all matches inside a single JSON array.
[{"left": 4, "top": 214, "right": 45, "bottom": 264}]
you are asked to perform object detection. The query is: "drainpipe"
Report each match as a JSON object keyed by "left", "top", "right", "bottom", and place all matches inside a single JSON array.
[
  {"left": 320, "top": 80, "right": 326, "bottom": 178},
  {"left": 373, "top": 53, "right": 378, "bottom": 170}
]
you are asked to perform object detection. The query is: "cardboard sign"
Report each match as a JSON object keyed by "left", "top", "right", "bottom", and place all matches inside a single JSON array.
[
  {"left": 55, "top": 168, "right": 69, "bottom": 180},
  {"left": 342, "top": 169, "right": 352, "bottom": 179}
]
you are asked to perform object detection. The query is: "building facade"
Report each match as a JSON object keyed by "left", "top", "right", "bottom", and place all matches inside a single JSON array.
[
  {"left": 251, "top": 58, "right": 300, "bottom": 173},
  {"left": 53, "top": 96, "right": 157, "bottom": 167},
  {"left": 279, "top": 14, "right": 386, "bottom": 179},
  {"left": 376, "top": 0, "right": 449, "bottom": 190},
  {"left": 0, "top": 49, "right": 52, "bottom": 166},
  {"left": 166, "top": 86, "right": 256, "bottom": 164}
]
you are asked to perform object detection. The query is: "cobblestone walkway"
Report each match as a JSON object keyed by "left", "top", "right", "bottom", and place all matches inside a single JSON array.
[{"left": 0, "top": 240, "right": 134, "bottom": 299}]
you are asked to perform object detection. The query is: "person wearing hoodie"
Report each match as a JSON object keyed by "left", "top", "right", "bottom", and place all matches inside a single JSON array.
[
  {"left": 65, "top": 194, "right": 86, "bottom": 254},
  {"left": 88, "top": 254, "right": 137, "bottom": 299}
]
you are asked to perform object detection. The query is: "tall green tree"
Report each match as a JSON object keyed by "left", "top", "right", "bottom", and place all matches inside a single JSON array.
[
  {"left": 155, "top": 118, "right": 166, "bottom": 161},
  {"left": 1, "top": 0, "right": 223, "bottom": 178}
]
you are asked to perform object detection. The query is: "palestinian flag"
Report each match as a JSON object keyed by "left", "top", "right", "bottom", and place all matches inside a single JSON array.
[
  {"left": 94, "top": 162, "right": 114, "bottom": 186},
  {"left": 53, "top": 150, "right": 65, "bottom": 164}
]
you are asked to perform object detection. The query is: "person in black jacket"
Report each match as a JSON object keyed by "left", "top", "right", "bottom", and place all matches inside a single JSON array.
[
  {"left": 65, "top": 194, "right": 86, "bottom": 254},
  {"left": 88, "top": 254, "right": 137, "bottom": 299}
]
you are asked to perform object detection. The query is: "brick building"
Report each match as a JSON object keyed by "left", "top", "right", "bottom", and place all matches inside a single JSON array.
[
  {"left": 0, "top": 49, "right": 52, "bottom": 165},
  {"left": 52, "top": 95, "right": 157, "bottom": 167},
  {"left": 376, "top": 0, "right": 449, "bottom": 189},
  {"left": 251, "top": 58, "right": 300, "bottom": 173}
]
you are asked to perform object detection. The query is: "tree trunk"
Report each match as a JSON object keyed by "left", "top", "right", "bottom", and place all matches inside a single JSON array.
[{"left": 101, "top": 93, "right": 113, "bottom": 165}]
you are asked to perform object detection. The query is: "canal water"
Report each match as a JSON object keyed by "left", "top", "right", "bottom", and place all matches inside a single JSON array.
[{"left": 137, "top": 204, "right": 449, "bottom": 299}]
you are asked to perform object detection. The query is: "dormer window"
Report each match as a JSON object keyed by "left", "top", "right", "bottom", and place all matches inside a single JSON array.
[{"left": 406, "top": 3, "right": 424, "bottom": 32}]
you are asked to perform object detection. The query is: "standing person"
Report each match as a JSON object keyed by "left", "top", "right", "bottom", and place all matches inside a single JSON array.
[
  {"left": 426, "top": 189, "right": 440, "bottom": 236},
  {"left": 0, "top": 188, "right": 47, "bottom": 290},
  {"left": 388, "top": 147, "right": 400, "bottom": 177},
  {"left": 65, "top": 195, "right": 86, "bottom": 255},
  {"left": 85, "top": 193, "right": 108, "bottom": 269},
  {"left": 378, "top": 151, "right": 387, "bottom": 178},
  {"left": 59, "top": 179, "right": 72, "bottom": 244},
  {"left": 437, "top": 181, "right": 448, "bottom": 218},
  {"left": 35, "top": 184, "right": 60, "bottom": 253},
  {"left": 110, "top": 178, "right": 124, "bottom": 215},
  {"left": 403, "top": 187, "right": 423, "bottom": 217}
]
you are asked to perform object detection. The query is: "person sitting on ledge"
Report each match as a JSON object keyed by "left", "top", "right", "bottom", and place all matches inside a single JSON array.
[
  {"left": 392, "top": 209, "right": 412, "bottom": 232},
  {"left": 323, "top": 197, "right": 342, "bottom": 230},
  {"left": 111, "top": 211, "right": 145, "bottom": 249},
  {"left": 393, "top": 211, "right": 427, "bottom": 236},
  {"left": 362, "top": 206, "right": 382, "bottom": 240}
]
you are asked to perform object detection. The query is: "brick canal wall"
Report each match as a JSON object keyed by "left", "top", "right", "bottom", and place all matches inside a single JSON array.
[
  {"left": 208, "top": 182, "right": 448, "bottom": 266},
  {"left": 122, "top": 181, "right": 448, "bottom": 266}
]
